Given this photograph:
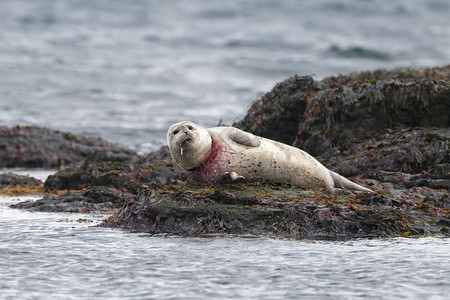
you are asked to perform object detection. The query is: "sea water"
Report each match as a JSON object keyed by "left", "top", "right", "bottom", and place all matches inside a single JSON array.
[{"left": 1, "top": 1, "right": 450, "bottom": 299}]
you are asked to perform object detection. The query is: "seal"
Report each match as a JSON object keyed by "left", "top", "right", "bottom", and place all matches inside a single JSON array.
[{"left": 167, "top": 121, "right": 373, "bottom": 192}]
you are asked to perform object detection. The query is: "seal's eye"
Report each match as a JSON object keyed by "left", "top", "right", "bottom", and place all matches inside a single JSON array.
[
  {"left": 187, "top": 125, "right": 193, "bottom": 130},
  {"left": 173, "top": 130, "right": 179, "bottom": 135}
]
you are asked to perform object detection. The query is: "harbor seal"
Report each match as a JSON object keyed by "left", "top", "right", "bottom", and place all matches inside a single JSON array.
[{"left": 167, "top": 121, "right": 373, "bottom": 192}]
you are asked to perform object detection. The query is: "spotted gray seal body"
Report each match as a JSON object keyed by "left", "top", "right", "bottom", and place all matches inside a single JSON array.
[{"left": 167, "top": 121, "right": 372, "bottom": 192}]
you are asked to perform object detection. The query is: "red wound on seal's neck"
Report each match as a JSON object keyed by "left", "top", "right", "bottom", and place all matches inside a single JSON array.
[{"left": 187, "top": 137, "right": 224, "bottom": 181}]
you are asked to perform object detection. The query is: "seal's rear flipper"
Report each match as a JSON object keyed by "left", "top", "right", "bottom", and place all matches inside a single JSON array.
[{"left": 329, "top": 171, "right": 373, "bottom": 192}]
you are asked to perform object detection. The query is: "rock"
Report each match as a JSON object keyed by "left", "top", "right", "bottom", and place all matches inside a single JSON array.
[
  {"left": 44, "top": 160, "right": 181, "bottom": 193},
  {"left": 0, "top": 125, "right": 137, "bottom": 168},
  {"left": 133, "top": 145, "right": 172, "bottom": 164},
  {"left": 11, "top": 186, "right": 133, "bottom": 213},
  {"left": 100, "top": 182, "right": 449, "bottom": 238},
  {"left": 0, "top": 172, "right": 42, "bottom": 188},
  {"left": 0, "top": 172, "right": 44, "bottom": 195},
  {"left": 319, "top": 128, "right": 449, "bottom": 177},
  {"left": 232, "top": 76, "right": 324, "bottom": 146},
  {"left": 11, "top": 156, "right": 182, "bottom": 213},
  {"left": 234, "top": 65, "right": 450, "bottom": 157}
]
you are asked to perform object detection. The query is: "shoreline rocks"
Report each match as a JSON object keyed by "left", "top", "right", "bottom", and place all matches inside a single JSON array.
[
  {"left": 0, "top": 125, "right": 136, "bottom": 168},
  {"left": 5, "top": 65, "right": 450, "bottom": 239},
  {"left": 0, "top": 172, "right": 42, "bottom": 188},
  {"left": 0, "top": 172, "right": 44, "bottom": 196},
  {"left": 11, "top": 186, "right": 134, "bottom": 213}
]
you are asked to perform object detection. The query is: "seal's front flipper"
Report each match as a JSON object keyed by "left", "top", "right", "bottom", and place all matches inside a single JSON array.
[
  {"left": 228, "top": 127, "right": 261, "bottom": 147},
  {"left": 220, "top": 171, "right": 246, "bottom": 184}
]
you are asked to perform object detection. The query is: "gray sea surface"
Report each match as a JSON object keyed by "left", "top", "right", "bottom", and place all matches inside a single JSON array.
[{"left": 1, "top": 1, "right": 450, "bottom": 299}]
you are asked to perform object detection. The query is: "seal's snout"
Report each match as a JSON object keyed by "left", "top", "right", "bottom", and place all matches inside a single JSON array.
[{"left": 182, "top": 124, "right": 194, "bottom": 135}]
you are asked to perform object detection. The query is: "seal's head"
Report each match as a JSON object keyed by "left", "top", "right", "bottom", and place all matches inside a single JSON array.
[{"left": 167, "top": 121, "right": 212, "bottom": 170}]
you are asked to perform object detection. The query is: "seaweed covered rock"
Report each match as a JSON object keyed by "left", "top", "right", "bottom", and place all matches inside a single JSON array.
[
  {"left": 0, "top": 172, "right": 44, "bottom": 195},
  {"left": 101, "top": 183, "right": 450, "bottom": 239},
  {"left": 0, "top": 172, "right": 42, "bottom": 188},
  {"left": 234, "top": 65, "right": 450, "bottom": 156},
  {"left": 320, "top": 127, "right": 449, "bottom": 178},
  {"left": 11, "top": 154, "right": 182, "bottom": 212},
  {"left": 233, "top": 76, "right": 325, "bottom": 145},
  {"left": 0, "top": 125, "right": 137, "bottom": 168},
  {"left": 44, "top": 160, "right": 180, "bottom": 193}
]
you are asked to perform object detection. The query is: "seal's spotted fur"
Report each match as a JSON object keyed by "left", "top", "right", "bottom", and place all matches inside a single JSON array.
[{"left": 167, "top": 121, "right": 372, "bottom": 192}]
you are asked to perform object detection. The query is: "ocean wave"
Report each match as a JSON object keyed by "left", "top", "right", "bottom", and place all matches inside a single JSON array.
[{"left": 325, "top": 45, "right": 392, "bottom": 60}]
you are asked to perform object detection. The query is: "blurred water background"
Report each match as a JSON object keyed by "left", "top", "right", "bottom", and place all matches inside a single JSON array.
[{"left": 0, "top": 0, "right": 449, "bottom": 153}]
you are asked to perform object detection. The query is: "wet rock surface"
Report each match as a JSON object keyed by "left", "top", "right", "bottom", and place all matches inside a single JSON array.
[
  {"left": 7, "top": 65, "right": 450, "bottom": 239},
  {"left": 11, "top": 159, "right": 182, "bottom": 213},
  {"left": 11, "top": 186, "right": 134, "bottom": 213}
]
